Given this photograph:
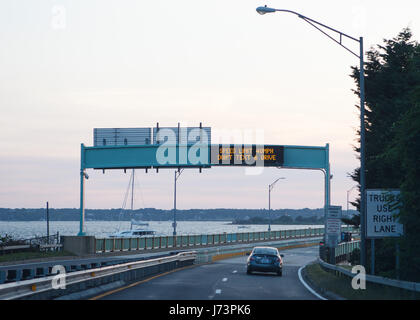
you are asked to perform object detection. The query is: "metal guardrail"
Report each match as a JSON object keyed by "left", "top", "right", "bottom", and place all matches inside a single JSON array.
[
  {"left": 94, "top": 227, "right": 356, "bottom": 253},
  {"left": 319, "top": 237, "right": 360, "bottom": 264},
  {"left": 0, "top": 251, "right": 197, "bottom": 300},
  {"left": 0, "top": 245, "right": 31, "bottom": 252},
  {"left": 23, "top": 233, "right": 61, "bottom": 247},
  {"left": 335, "top": 240, "right": 360, "bottom": 261},
  {"left": 318, "top": 257, "right": 420, "bottom": 293},
  {"left": 0, "top": 233, "right": 62, "bottom": 255}
]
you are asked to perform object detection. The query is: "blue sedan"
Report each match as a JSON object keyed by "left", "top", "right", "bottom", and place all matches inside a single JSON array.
[{"left": 246, "top": 246, "right": 284, "bottom": 276}]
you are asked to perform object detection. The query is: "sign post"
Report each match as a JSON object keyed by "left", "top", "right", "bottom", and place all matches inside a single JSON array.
[{"left": 326, "top": 205, "right": 342, "bottom": 264}]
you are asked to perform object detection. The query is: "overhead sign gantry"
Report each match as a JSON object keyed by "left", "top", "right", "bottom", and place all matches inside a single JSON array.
[{"left": 78, "top": 125, "right": 331, "bottom": 236}]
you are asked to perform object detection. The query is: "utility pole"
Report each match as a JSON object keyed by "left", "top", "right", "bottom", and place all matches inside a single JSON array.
[{"left": 46, "top": 201, "right": 50, "bottom": 243}]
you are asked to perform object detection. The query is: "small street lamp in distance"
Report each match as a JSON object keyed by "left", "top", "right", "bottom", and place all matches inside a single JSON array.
[
  {"left": 173, "top": 168, "right": 184, "bottom": 236},
  {"left": 347, "top": 185, "right": 358, "bottom": 213},
  {"left": 345, "top": 185, "right": 358, "bottom": 230},
  {"left": 268, "top": 177, "right": 286, "bottom": 233}
]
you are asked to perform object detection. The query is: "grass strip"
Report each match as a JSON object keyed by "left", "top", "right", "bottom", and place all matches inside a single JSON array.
[{"left": 304, "top": 262, "right": 420, "bottom": 300}]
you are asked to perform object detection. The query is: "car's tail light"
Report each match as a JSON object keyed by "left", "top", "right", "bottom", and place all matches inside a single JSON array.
[
  {"left": 250, "top": 256, "right": 255, "bottom": 261},
  {"left": 274, "top": 257, "right": 280, "bottom": 263}
]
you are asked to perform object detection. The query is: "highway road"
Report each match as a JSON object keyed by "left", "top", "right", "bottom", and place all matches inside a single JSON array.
[{"left": 97, "top": 246, "right": 320, "bottom": 300}]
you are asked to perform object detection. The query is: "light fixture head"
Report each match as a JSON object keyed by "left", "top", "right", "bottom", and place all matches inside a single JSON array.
[{"left": 256, "top": 5, "right": 276, "bottom": 15}]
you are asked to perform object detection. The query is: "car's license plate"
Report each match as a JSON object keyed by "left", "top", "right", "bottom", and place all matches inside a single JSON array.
[{"left": 261, "top": 258, "right": 269, "bottom": 264}]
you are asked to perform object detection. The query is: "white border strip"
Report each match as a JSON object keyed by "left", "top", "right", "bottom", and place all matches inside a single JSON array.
[{"left": 298, "top": 264, "right": 328, "bottom": 300}]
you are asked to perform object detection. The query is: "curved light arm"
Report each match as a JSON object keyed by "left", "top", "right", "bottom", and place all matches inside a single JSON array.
[
  {"left": 269, "top": 177, "right": 285, "bottom": 191},
  {"left": 175, "top": 168, "right": 184, "bottom": 181},
  {"left": 346, "top": 185, "right": 358, "bottom": 211},
  {"left": 256, "top": 5, "right": 361, "bottom": 58}
]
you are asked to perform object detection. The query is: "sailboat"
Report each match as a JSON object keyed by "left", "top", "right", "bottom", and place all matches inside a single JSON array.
[{"left": 109, "top": 169, "right": 159, "bottom": 238}]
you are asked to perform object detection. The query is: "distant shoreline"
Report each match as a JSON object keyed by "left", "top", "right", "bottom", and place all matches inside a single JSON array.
[
  {"left": 0, "top": 219, "right": 324, "bottom": 225},
  {"left": 0, "top": 219, "right": 236, "bottom": 222},
  {"left": 230, "top": 221, "right": 323, "bottom": 225},
  {"left": 0, "top": 207, "right": 356, "bottom": 223}
]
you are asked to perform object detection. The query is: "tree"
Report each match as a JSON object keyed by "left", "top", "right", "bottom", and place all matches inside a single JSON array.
[
  {"left": 386, "top": 84, "right": 420, "bottom": 280},
  {"left": 341, "top": 215, "right": 360, "bottom": 229},
  {"left": 349, "top": 28, "right": 420, "bottom": 280}
]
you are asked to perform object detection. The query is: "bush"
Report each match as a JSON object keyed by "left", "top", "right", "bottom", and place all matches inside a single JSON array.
[{"left": 0, "top": 234, "right": 26, "bottom": 247}]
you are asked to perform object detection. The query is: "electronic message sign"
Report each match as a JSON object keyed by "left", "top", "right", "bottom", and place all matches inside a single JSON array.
[{"left": 210, "top": 145, "right": 284, "bottom": 166}]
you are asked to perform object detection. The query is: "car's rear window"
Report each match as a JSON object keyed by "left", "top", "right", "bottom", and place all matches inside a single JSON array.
[{"left": 253, "top": 248, "right": 278, "bottom": 255}]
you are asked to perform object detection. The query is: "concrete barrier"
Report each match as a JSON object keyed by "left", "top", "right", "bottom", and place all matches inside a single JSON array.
[
  {"left": 62, "top": 236, "right": 96, "bottom": 255},
  {"left": 0, "top": 251, "right": 196, "bottom": 300},
  {"left": 22, "top": 269, "right": 35, "bottom": 280},
  {"left": 7, "top": 269, "right": 23, "bottom": 282},
  {"left": 35, "top": 267, "right": 47, "bottom": 278}
]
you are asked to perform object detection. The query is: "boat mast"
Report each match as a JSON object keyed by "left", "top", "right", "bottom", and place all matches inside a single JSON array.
[{"left": 130, "top": 169, "right": 135, "bottom": 230}]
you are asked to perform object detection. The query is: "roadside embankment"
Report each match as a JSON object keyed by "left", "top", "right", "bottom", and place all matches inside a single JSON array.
[{"left": 302, "top": 262, "right": 420, "bottom": 300}]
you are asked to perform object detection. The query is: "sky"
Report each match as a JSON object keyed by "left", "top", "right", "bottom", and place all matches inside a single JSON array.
[{"left": 0, "top": 0, "right": 419, "bottom": 210}]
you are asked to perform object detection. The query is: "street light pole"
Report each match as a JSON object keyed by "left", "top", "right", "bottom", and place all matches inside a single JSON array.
[
  {"left": 346, "top": 185, "right": 358, "bottom": 232},
  {"left": 256, "top": 5, "right": 367, "bottom": 268},
  {"left": 173, "top": 169, "right": 184, "bottom": 236},
  {"left": 46, "top": 201, "right": 50, "bottom": 243},
  {"left": 268, "top": 177, "right": 286, "bottom": 233},
  {"left": 347, "top": 185, "right": 358, "bottom": 213},
  {"left": 359, "top": 37, "right": 367, "bottom": 268}
]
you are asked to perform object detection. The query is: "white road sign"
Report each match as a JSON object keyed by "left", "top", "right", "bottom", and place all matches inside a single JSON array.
[
  {"left": 326, "top": 206, "right": 342, "bottom": 247},
  {"left": 326, "top": 218, "right": 341, "bottom": 234},
  {"left": 366, "top": 190, "right": 404, "bottom": 238},
  {"left": 327, "top": 206, "right": 342, "bottom": 218}
]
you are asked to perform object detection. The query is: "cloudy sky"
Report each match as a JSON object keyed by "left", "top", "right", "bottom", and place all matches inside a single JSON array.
[{"left": 1, "top": 0, "right": 419, "bottom": 210}]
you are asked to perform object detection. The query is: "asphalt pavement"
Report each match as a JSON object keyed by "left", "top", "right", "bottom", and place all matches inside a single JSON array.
[{"left": 97, "top": 246, "right": 320, "bottom": 300}]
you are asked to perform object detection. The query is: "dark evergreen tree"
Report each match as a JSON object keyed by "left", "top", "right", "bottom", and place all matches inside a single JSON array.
[{"left": 349, "top": 28, "right": 420, "bottom": 280}]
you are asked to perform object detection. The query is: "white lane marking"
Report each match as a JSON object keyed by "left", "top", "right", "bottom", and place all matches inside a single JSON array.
[
  {"left": 298, "top": 264, "right": 328, "bottom": 300},
  {"left": 222, "top": 278, "right": 228, "bottom": 282},
  {"left": 215, "top": 289, "right": 222, "bottom": 294},
  {"left": 232, "top": 270, "right": 237, "bottom": 273}
]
